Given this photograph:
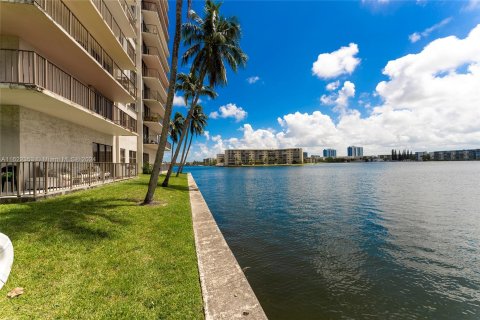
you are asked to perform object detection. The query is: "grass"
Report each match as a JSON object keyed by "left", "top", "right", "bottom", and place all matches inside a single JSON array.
[{"left": 0, "top": 174, "right": 203, "bottom": 319}]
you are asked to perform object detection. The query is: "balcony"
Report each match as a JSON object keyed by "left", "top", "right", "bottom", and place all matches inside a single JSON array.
[
  {"left": 143, "top": 113, "right": 163, "bottom": 133},
  {"left": 143, "top": 90, "right": 166, "bottom": 116},
  {"left": 0, "top": 49, "right": 137, "bottom": 136},
  {"left": 104, "top": 0, "right": 136, "bottom": 38},
  {"left": 143, "top": 135, "right": 171, "bottom": 150},
  {"left": 0, "top": 0, "right": 136, "bottom": 102},
  {"left": 141, "top": 1, "right": 168, "bottom": 43},
  {"left": 142, "top": 68, "right": 167, "bottom": 102},
  {"left": 142, "top": 23, "right": 169, "bottom": 71},
  {"left": 143, "top": 45, "right": 169, "bottom": 75},
  {"left": 63, "top": 0, "right": 136, "bottom": 67}
]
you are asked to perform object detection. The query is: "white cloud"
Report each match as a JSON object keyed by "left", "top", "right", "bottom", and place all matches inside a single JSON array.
[
  {"left": 204, "top": 131, "right": 210, "bottom": 141},
  {"left": 409, "top": 33, "right": 421, "bottom": 43},
  {"left": 408, "top": 17, "right": 452, "bottom": 43},
  {"left": 209, "top": 103, "right": 248, "bottom": 122},
  {"left": 321, "top": 81, "right": 356, "bottom": 115},
  {"left": 312, "top": 43, "right": 361, "bottom": 79},
  {"left": 197, "top": 24, "right": 480, "bottom": 158},
  {"left": 173, "top": 94, "right": 186, "bottom": 107},
  {"left": 246, "top": 76, "right": 260, "bottom": 84},
  {"left": 465, "top": 0, "right": 480, "bottom": 10},
  {"left": 326, "top": 80, "right": 340, "bottom": 91}
]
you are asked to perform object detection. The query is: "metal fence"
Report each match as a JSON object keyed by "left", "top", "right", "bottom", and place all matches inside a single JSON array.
[{"left": 0, "top": 161, "right": 138, "bottom": 199}]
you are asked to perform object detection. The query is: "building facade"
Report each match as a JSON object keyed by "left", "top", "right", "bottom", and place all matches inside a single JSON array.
[
  {"left": 224, "top": 148, "right": 303, "bottom": 166},
  {"left": 0, "top": 0, "right": 170, "bottom": 167},
  {"left": 216, "top": 153, "right": 225, "bottom": 165},
  {"left": 323, "top": 148, "right": 337, "bottom": 158},
  {"left": 347, "top": 146, "right": 364, "bottom": 157},
  {"left": 431, "top": 149, "right": 480, "bottom": 161}
]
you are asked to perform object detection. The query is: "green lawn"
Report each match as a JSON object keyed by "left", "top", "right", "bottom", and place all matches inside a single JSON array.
[{"left": 0, "top": 174, "right": 203, "bottom": 319}]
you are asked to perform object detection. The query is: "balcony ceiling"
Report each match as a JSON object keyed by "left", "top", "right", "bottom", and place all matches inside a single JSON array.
[
  {"left": 0, "top": 2, "right": 134, "bottom": 103},
  {"left": 0, "top": 85, "right": 136, "bottom": 136},
  {"left": 143, "top": 120, "right": 162, "bottom": 133}
]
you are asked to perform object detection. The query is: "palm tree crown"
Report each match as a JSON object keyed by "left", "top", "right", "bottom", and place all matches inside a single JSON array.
[
  {"left": 190, "top": 105, "right": 208, "bottom": 136},
  {"left": 169, "top": 112, "right": 185, "bottom": 144},
  {"left": 175, "top": 72, "right": 217, "bottom": 106},
  {"left": 181, "top": 0, "right": 248, "bottom": 87}
]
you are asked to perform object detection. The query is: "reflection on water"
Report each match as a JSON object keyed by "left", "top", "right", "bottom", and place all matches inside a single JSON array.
[{"left": 188, "top": 162, "right": 480, "bottom": 319}]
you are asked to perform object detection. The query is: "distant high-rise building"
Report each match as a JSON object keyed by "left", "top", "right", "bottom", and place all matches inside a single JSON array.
[
  {"left": 303, "top": 152, "right": 308, "bottom": 159},
  {"left": 323, "top": 149, "right": 337, "bottom": 157},
  {"left": 347, "top": 146, "right": 364, "bottom": 157}
]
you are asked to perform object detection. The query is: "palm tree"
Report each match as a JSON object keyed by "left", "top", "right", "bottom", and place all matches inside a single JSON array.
[
  {"left": 143, "top": 0, "right": 184, "bottom": 204},
  {"left": 169, "top": 112, "right": 185, "bottom": 161},
  {"left": 176, "top": 105, "right": 207, "bottom": 176},
  {"left": 174, "top": 72, "right": 215, "bottom": 175},
  {"left": 162, "top": 0, "right": 247, "bottom": 187}
]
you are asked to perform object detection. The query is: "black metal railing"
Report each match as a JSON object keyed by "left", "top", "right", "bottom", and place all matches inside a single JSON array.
[
  {"left": 144, "top": 113, "right": 163, "bottom": 124},
  {"left": 0, "top": 49, "right": 136, "bottom": 133},
  {"left": 91, "top": 0, "right": 135, "bottom": 63},
  {"left": 120, "top": 0, "right": 136, "bottom": 28},
  {"left": 143, "top": 45, "right": 160, "bottom": 56},
  {"left": 0, "top": 161, "right": 137, "bottom": 199},
  {"left": 143, "top": 134, "right": 160, "bottom": 144},
  {"left": 143, "top": 67, "right": 168, "bottom": 88},
  {"left": 143, "top": 89, "right": 162, "bottom": 101},
  {"left": 33, "top": 0, "right": 136, "bottom": 97}
]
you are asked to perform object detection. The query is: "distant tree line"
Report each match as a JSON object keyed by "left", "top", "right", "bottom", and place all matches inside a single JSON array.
[{"left": 391, "top": 149, "right": 416, "bottom": 161}]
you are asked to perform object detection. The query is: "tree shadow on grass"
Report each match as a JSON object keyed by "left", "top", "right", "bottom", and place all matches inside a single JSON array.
[{"left": 0, "top": 194, "right": 137, "bottom": 243}]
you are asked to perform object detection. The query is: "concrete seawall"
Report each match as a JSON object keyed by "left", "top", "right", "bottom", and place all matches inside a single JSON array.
[{"left": 188, "top": 173, "right": 267, "bottom": 319}]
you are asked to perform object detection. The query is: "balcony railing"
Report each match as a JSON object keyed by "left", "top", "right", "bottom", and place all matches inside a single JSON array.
[
  {"left": 141, "top": 1, "right": 160, "bottom": 14},
  {"left": 33, "top": 0, "right": 136, "bottom": 97},
  {"left": 143, "top": 45, "right": 160, "bottom": 56},
  {"left": 143, "top": 67, "right": 160, "bottom": 79},
  {"left": 142, "top": 23, "right": 161, "bottom": 37},
  {"left": 143, "top": 89, "right": 162, "bottom": 101},
  {"left": 143, "top": 136, "right": 171, "bottom": 150},
  {"left": 0, "top": 161, "right": 137, "bottom": 200},
  {"left": 0, "top": 49, "right": 136, "bottom": 133},
  {"left": 120, "top": 0, "right": 136, "bottom": 29},
  {"left": 91, "top": 0, "right": 135, "bottom": 63},
  {"left": 143, "top": 134, "right": 160, "bottom": 144},
  {"left": 143, "top": 113, "right": 164, "bottom": 124}
]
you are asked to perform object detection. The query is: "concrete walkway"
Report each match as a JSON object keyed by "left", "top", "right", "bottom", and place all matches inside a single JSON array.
[{"left": 188, "top": 174, "right": 267, "bottom": 320}]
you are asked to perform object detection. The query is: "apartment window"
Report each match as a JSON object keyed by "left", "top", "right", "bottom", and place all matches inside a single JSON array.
[
  {"left": 92, "top": 143, "right": 113, "bottom": 162},
  {"left": 143, "top": 153, "right": 149, "bottom": 165},
  {"left": 129, "top": 150, "right": 137, "bottom": 164},
  {"left": 120, "top": 149, "right": 126, "bottom": 164}
]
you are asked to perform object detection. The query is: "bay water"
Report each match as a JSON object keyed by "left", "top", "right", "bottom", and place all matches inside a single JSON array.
[{"left": 188, "top": 162, "right": 480, "bottom": 319}]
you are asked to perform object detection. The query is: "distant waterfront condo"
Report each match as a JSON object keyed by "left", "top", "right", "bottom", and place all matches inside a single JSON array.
[
  {"left": 323, "top": 148, "right": 337, "bottom": 158},
  {"left": 0, "top": 0, "right": 170, "bottom": 198},
  {"left": 224, "top": 148, "right": 303, "bottom": 166},
  {"left": 431, "top": 149, "right": 480, "bottom": 161},
  {"left": 347, "top": 146, "right": 364, "bottom": 157},
  {"left": 216, "top": 153, "right": 225, "bottom": 165},
  {"left": 203, "top": 158, "right": 215, "bottom": 166}
]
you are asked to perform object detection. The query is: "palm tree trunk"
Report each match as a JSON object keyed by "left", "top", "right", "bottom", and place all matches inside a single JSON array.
[
  {"left": 162, "top": 68, "right": 207, "bottom": 187},
  {"left": 180, "top": 133, "right": 194, "bottom": 173},
  {"left": 171, "top": 141, "right": 174, "bottom": 163},
  {"left": 143, "top": 0, "right": 183, "bottom": 204},
  {"left": 176, "top": 128, "right": 189, "bottom": 176}
]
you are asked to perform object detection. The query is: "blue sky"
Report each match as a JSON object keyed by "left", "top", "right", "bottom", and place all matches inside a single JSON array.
[{"left": 166, "top": 0, "right": 480, "bottom": 158}]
